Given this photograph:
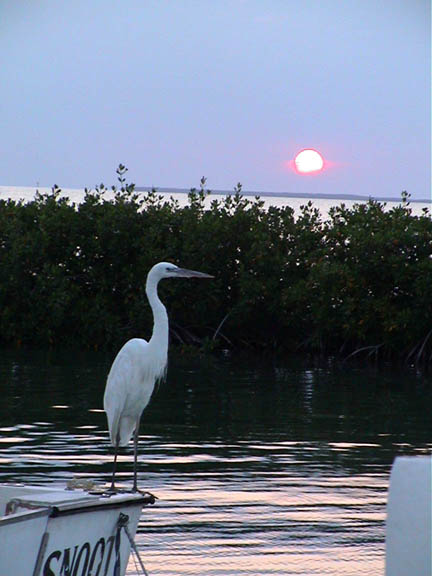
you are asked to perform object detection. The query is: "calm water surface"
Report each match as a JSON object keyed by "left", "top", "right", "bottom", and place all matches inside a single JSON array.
[{"left": 1, "top": 349, "right": 432, "bottom": 575}]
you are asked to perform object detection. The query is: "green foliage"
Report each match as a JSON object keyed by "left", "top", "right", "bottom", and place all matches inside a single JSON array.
[{"left": 0, "top": 167, "right": 431, "bottom": 362}]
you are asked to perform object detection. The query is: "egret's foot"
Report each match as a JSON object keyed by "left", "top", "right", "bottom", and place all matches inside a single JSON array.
[{"left": 104, "top": 484, "right": 131, "bottom": 495}]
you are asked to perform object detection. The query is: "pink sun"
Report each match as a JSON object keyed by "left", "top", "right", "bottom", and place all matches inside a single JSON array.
[{"left": 294, "top": 149, "right": 324, "bottom": 174}]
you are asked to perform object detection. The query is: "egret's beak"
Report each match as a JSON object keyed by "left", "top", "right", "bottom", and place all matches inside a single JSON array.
[{"left": 175, "top": 268, "right": 214, "bottom": 279}]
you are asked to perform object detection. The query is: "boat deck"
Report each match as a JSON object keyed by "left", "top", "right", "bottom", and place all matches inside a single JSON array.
[{"left": 0, "top": 483, "right": 155, "bottom": 520}]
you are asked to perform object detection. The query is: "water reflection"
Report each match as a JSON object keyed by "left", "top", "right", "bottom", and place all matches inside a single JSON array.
[{"left": 0, "top": 349, "right": 431, "bottom": 575}]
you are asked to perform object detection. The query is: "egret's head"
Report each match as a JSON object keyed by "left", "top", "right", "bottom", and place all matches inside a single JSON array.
[{"left": 150, "top": 262, "right": 213, "bottom": 280}]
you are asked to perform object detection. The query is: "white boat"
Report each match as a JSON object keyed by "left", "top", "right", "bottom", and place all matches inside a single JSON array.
[{"left": 0, "top": 483, "right": 155, "bottom": 576}]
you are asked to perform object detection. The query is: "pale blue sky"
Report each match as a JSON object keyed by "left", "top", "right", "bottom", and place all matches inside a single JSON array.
[{"left": 0, "top": 0, "right": 430, "bottom": 198}]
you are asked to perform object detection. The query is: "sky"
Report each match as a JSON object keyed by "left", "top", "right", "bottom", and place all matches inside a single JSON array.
[{"left": 0, "top": 0, "right": 430, "bottom": 199}]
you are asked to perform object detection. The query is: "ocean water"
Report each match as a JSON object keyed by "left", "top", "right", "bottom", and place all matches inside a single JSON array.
[
  {"left": 1, "top": 349, "right": 431, "bottom": 575},
  {"left": 0, "top": 185, "right": 430, "bottom": 218}
]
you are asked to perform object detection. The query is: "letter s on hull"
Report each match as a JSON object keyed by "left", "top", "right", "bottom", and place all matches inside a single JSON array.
[{"left": 43, "top": 551, "right": 61, "bottom": 576}]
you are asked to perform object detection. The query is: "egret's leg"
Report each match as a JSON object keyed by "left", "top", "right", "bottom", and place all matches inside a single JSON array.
[
  {"left": 133, "top": 426, "right": 139, "bottom": 492},
  {"left": 110, "top": 436, "right": 120, "bottom": 492}
]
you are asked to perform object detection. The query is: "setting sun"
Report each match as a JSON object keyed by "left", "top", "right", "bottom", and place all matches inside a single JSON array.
[{"left": 294, "top": 149, "right": 324, "bottom": 174}]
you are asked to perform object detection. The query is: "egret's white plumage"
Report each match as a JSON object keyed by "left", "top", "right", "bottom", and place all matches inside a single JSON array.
[
  {"left": 103, "top": 261, "right": 212, "bottom": 491},
  {"left": 104, "top": 337, "right": 167, "bottom": 447}
]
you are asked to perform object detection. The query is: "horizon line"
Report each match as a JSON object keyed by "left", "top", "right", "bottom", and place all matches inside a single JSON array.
[{"left": 136, "top": 186, "right": 431, "bottom": 204}]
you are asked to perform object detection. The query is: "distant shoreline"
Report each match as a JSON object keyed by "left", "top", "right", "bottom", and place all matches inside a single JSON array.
[{"left": 136, "top": 186, "right": 431, "bottom": 204}]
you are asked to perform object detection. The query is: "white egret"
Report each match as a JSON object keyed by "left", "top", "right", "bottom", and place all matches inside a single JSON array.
[{"left": 104, "top": 261, "right": 213, "bottom": 492}]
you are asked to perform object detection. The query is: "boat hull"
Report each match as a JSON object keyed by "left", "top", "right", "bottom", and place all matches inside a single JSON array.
[
  {"left": 0, "top": 484, "right": 153, "bottom": 576},
  {"left": 41, "top": 504, "right": 142, "bottom": 576}
]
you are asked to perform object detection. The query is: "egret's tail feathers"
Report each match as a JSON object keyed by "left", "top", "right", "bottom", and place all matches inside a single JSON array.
[{"left": 109, "top": 415, "right": 136, "bottom": 447}]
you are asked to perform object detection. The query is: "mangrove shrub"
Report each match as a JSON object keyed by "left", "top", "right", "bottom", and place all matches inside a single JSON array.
[{"left": 0, "top": 169, "right": 431, "bottom": 362}]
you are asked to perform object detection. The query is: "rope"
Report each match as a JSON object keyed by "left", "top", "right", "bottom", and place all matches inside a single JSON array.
[{"left": 116, "top": 512, "right": 149, "bottom": 576}]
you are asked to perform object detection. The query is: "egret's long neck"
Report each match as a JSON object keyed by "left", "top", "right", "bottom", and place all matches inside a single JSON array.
[{"left": 146, "top": 273, "right": 169, "bottom": 354}]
